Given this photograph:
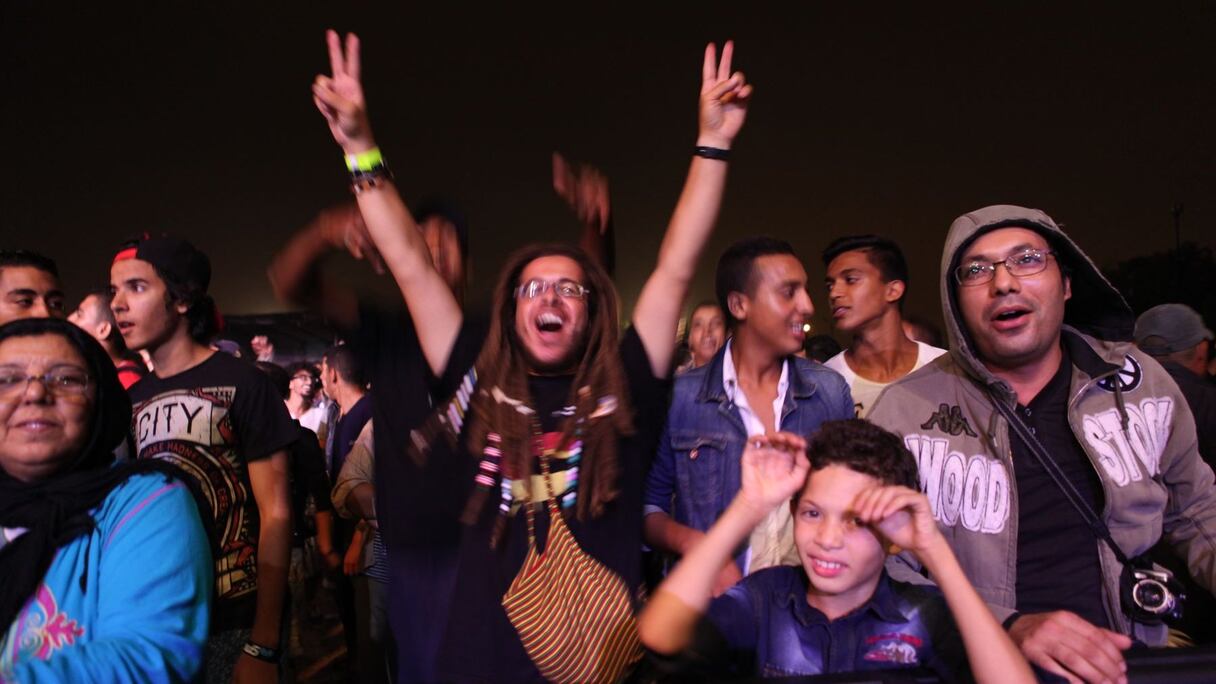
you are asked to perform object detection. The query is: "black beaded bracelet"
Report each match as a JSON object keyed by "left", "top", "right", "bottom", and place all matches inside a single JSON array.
[
  {"left": 351, "top": 164, "right": 395, "bottom": 195},
  {"left": 694, "top": 145, "right": 731, "bottom": 161}
]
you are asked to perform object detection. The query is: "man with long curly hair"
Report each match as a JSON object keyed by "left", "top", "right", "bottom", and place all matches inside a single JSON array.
[{"left": 312, "top": 29, "right": 752, "bottom": 683}]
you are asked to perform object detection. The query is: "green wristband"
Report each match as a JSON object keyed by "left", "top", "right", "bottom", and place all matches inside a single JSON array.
[{"left": 345, "top": 147, "right": 384, "bottom": 173}]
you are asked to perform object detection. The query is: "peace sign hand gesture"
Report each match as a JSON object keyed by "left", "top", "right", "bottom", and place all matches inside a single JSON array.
[
  {"left": 313, "top": 30, "right": 376, "bottom": 154},
  {"left": 697, "top": 41, "right": 754, "bottom": 150}
]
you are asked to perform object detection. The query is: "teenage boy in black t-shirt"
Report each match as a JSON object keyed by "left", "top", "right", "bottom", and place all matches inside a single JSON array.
[{"left": 111, "top": 236, "right": 296, "bottom": 683}]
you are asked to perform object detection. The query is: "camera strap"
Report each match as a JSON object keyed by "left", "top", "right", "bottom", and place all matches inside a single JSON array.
[{"left": 990, "top": 390, "right": 1136, "bottom": 568}]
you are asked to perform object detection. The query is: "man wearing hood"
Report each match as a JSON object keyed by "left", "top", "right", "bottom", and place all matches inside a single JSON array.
[{"left": 869, "top": 205, "right": 1216, "bottom": 684}]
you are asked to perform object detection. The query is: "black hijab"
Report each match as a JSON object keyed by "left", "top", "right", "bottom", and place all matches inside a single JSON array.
[{"left": 0, "top": 318, "right": 184, "bottom": 631}]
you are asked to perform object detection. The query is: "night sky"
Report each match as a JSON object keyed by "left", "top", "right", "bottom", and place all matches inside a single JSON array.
[{"left": 3, "top": 3, "right": 1213, "bottom": 336}]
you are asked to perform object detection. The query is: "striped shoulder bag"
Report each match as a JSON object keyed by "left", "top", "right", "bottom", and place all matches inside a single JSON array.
[{"left": 500, "top": 447, "right": 641, "bottom": 683}]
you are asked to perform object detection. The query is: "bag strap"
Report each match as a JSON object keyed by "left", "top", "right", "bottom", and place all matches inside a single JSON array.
[
  {"left": 522, "top": 417, "right": 563, "bottom": 546},
  {"left": 990, "top": 390, "right": 1135, "bottom": 567}
]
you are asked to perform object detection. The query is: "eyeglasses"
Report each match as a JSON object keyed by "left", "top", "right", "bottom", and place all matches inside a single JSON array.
[
  {"left": 0, "top": 368, "right": 91, "bottom": 400},
  {"left": 515, "top": 278, "right": 591, "bottom": 300},
  {"left": 954, "top": 249, "right": 1056, "bottom": 286}
]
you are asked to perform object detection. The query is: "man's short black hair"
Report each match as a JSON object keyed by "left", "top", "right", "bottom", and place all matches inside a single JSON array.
[
  {"left": 803, "top": 419, "right": 919, "bottom": 491},
  {"left": 822, "top": 235, "right": 909, "bottom": 298},
  {"left": 321, "top": 344, "right": 366, "bottom": 387},
  {"left": 802, "top": 334, "right": 843, "bottom": 364},
  {"left": 83, "top": 287, "right": 129, "bottom": 351},
  {"left": 715, "top": 237, "right": 798, "bottom": 327},
  {"left": 0, "top": 249, "right": 59, "bottom": 278},
  {"left": 285, "top": 360, "right": 320, "bottom": 380}
]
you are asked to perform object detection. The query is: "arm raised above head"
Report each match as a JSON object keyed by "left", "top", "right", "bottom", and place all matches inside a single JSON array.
[
  {"left": 632, "top": 41, "right": 752, "bottom": 378},
  {"left": 312, "top": 30, "right": 463, "bottom": 376},
  {"left": 856, "top": 485, "right": 1037, "bottom": 684},
  {"left": 639, "top": 433, "right": 805, "bottom": 655}
]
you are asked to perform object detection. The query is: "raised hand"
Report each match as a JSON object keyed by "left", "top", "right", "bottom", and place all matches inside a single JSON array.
[
  {"left": 553, "top": 151, "right": 610, "bottom": 234},
  {"left": 697, "top": 41, "right": 753, "bottom": 150},
  {"left": 315, "top": 203, "right": 385, "bottom": 274},
  {"left": 852, "top": 486, "right": 941, "bottom": 556},
  {"left": 739, "top": 433, "right": 810, "bottom": 514},
  {"left": 249, "top": 335, "right": 275, "bottom": 362},
  {"left": 313, "top": 30, "right": 375, "bottom": 153}
]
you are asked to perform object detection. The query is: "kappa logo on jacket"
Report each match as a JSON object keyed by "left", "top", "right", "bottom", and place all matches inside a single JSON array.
[
  {"left": 1081, "top": 396, "right": 1173, "bottom": 487},
  {"left": 919, "top": 403, "right": 978, "bottom": 437},
  {"left": 903, "top": 434, "right": 1009, "bottom": 534}
]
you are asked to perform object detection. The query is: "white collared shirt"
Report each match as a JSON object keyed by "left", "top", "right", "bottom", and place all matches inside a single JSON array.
[
  {"left": 721, "top": 339, "right": 791, "bottom": 437},
  {"left": 722, "top": 340, "right": 799, "bottom": 573}
]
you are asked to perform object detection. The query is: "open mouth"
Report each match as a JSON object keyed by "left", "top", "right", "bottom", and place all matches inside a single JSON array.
[
  {"left": 991, "top": 307, "right": 1030, "bottom": 330},
  {"left": 810, "top": 556, "right": 846, "bottom": 578},
  {"left": 535, "top": 312, "right": 564, "bottom": 334}
]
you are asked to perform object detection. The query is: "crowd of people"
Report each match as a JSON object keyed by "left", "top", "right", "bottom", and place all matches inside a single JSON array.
[{"left": 1, "top": 29, "right": 1215, "bottom": 684}]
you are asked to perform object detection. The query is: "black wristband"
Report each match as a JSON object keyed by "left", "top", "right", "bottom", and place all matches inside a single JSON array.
[
  {"left": 242, "top": 641, "right": 282, "bottom": 664},
  {"left": 693, "top": 145, "right": 730, "bottom": 161}
]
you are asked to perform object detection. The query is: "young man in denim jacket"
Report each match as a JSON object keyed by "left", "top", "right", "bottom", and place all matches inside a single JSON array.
[{"left": 645, "top": 237, "right": 854, "bottom": 594}]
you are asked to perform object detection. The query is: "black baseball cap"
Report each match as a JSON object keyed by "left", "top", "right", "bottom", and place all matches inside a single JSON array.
[{"left": 113, "top": 234, "right": 211, "bottom": 294}]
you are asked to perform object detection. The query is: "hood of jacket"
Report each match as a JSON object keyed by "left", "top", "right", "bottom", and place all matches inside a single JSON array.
[{"left": 940, "top": 204, "right": 1135, "bottom": 395}]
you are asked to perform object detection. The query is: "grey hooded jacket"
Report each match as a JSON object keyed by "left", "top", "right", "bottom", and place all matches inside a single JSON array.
[{"left": 868, "top": 204, "right": 1216, "bottom": 645}]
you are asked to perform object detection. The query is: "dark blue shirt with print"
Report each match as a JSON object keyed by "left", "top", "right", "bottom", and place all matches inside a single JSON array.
[{"left": 705, "top": 566, "right": 970, "bottom": 681}]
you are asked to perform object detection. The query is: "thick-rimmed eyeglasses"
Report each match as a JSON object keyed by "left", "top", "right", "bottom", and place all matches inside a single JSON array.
[
  {"left": 515, "top": 278, "right": 590, "bottom": 300},
  {"left": 0, "top": 368, "right": 91, "bottom": 400},
  {"left": 954, "top": 249, "right": 1056, "bottom": 286}
]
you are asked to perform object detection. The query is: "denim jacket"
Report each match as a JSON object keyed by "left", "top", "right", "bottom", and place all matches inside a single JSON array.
[{"left": 644, "top": 345, "right": 853, "bottom": 557}]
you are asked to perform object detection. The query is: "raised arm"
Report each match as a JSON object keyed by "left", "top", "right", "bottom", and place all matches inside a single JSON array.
[
  {"left": 312, "top": 30, "right": 462, "bottom": 376},
  {"left": 632, "top": 41, "right": 752, "bottom": 377},
  {"left": 856, "top": 486, "right": 1035, "bottom": 684},
  {"left": 267, "top": 203, "right": 384, "bottom": 329},
  {"left": 553, "top": 151, "right": 616, "bottom": 276},
  {"left": 638, "top": 433, "right": 806, "bottom": 655}
]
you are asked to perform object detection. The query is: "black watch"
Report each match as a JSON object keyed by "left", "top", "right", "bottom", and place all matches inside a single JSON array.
[{"left": 242, "top": 641, "right": 282, "bottom": 663}]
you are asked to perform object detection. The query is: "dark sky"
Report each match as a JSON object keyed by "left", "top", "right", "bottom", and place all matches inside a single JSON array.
[{"left": 3, "top": 3, "right": 1213, "bottom": 336}]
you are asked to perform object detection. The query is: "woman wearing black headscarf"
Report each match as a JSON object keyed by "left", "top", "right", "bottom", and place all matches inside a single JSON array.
[{"left": 0, "top": 318, "right": 211, "bottom": 681}]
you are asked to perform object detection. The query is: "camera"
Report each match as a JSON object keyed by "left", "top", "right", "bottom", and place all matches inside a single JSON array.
[{"left": 1121, "top": 564, "right": 1185, "bottom": 624}]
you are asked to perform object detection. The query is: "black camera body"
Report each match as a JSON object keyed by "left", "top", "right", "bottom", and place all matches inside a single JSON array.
[{"left": 1121, "top": 564, "right": 1186, "bottom": 625}]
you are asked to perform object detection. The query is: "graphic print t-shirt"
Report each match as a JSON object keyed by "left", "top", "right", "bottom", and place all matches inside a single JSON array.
[{"left": 128, "top": 351, "right": 297, "bottom": 629}]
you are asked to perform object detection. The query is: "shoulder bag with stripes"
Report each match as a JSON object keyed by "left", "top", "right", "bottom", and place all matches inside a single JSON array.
[{"left": 500, "top": 446, "right": 641, "bottom": 683}]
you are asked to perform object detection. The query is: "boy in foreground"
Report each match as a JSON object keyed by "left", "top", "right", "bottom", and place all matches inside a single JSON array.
[{"left": 638, "top": 420, "right": 1033, "bottom": 682}]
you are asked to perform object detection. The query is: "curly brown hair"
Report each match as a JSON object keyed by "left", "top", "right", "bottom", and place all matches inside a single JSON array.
[
  {"left": 803, "top": 419, "right": 919, "bottom": 491},
  {"left": 464, "top": 243, "right": 634, "bottom": 523}
]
